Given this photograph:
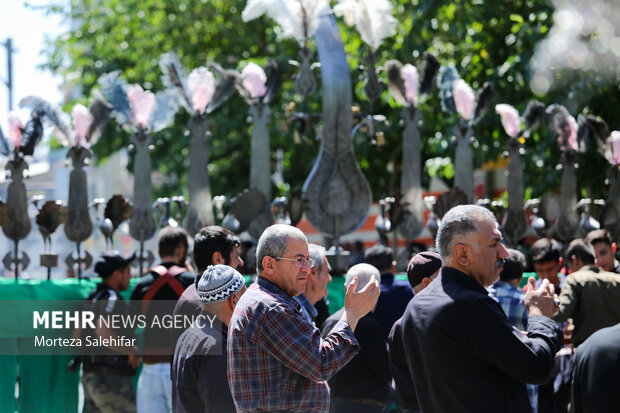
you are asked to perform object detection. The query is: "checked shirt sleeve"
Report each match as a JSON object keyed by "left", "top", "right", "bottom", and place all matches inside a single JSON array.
[{"left": 259, "top": 305, "right": 360, "bottom": 382}]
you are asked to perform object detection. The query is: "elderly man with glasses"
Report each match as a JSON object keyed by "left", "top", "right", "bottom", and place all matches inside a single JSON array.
[{"left": 227, "top": 224, "right": 380, "bottom": 413}]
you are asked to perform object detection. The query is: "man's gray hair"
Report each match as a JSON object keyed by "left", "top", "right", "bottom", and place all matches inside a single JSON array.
[
  {"left": 256, "top": 224, "right": 308, "bottom": 273},
  {"left": 345, "top": 263, "right": 381, "bottom": 292},
  {"left": 308, "top": 244, "right": 326, "bottom": 274},
  {"left": 436, "top": 205, "right": 496, "bottom": 259}
]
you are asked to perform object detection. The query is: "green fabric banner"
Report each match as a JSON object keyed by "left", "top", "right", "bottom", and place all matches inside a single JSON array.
[
  {"left": 0, "top": 278, "right": 131, "bottom": 413},
  {"left": 0, "top": 274, "right": 368, "bottom": 412}
]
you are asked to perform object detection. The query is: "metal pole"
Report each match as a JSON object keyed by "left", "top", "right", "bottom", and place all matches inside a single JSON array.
[
  {"left": 76, "top": 242, "right": 82, "bottom": 280},
  {"left": 139, "top": 241, "right": 144, "bottom": 276},
  {"left": 14, "top": 240, "right": 19, "bottom": 278},
  {"left": 4, "top": 38, "right": 14, "bottom": 111}
]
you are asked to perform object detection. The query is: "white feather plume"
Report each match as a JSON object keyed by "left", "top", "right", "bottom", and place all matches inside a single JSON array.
[
  {"left": 334, "top": 0, "right": 397, "bottom": 50},
  {"left": 242, "top": 0, "right": 329, "bottom": 46}
]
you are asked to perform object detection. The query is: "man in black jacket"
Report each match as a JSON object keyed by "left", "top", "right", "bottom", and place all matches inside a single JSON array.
[
  {"left": 322, "top": 263, "right": 390, "bottom": 413},
  {"left": 571, "top": 323, "right": 620, "bottom": 412},
  {"left": 400, "top": 205, "right": 563, "bottom": 413}
]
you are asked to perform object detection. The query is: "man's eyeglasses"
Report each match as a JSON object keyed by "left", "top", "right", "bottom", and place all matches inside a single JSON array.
[{"left": 274, "top": 256, "right": 315, "bottom": 268}]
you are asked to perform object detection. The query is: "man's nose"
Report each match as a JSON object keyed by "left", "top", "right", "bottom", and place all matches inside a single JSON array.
[{"left": 498, "top": 243, "right": 510, "bottom": 259}]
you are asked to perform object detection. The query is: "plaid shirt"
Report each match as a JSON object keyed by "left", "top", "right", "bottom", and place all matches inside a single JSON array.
[
  {"left": 488, "top": 281, "right": 528, "bottom": 331},
  {"left": 228, "top": 276, "right": 360, "bottom": 413}
]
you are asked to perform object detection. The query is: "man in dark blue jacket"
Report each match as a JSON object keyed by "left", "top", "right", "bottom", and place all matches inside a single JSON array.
[
  {"left": 363, "top": 244, "right": 413, "bottom": 339},
  {"left": 400, "top": 205, "right": 563, "bottom": 413}
]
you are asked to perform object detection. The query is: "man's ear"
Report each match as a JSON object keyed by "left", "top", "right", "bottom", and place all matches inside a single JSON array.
[
  {"left": 211, "top": 252, "right": 225, "bottom": 265},
  {"left": 453, "top": 243, "right": 470, "bottom": 266},
  {"left": 228, "top": 293, "right": 238, "bottom": 311},
  {"left": 421, "top": 277, "right": 432, "bottom": 289},
  {"left": 110, "top": 270, "right": 122, "bottom": 285},
  {"left": 262, "top": 256, "right": 276, "bottom": 274}
]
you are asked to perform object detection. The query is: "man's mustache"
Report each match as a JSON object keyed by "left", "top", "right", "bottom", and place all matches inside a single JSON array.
[{"left": 495, "top": 258, "right": 505, "bottom": 269}]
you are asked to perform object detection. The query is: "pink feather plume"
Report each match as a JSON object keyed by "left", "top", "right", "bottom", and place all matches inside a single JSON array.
[
  {"left": 453, "top": 79, "right": 475, "bottom": 121},
  {"left": 241, "top": 62, "right": 267, "bottom": 99},
  {"left": 8, "top": 112, "right": 22, "bottom": 149},
  {"left": 567, "top": 115, "right": 578, "bottom": 151},
  {"left": 607, "top": 131, "right": 620, "bottom": 165},
  {"left": 128, "top": 84, "right": 156, "bottom": 129},
  {"left": 401, "top": 64, "right": 419, "bottom": 106},
  {"left": 495, "top": 104, "right": 520, "bottom": 138},
  {"left": 72, "top": 104, "right": 93, "bottom": 145},
  {"left": 188, "top": 67, "right": 215, "bottom": 114}
]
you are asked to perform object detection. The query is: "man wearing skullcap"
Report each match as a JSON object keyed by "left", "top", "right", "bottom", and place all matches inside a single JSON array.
[{"left": 172, "top": 264, "right": 246, "bottom": 413}]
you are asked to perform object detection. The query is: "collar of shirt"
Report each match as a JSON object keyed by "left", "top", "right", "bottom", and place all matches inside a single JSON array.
[
  {"left": 199, "top": 309, "right": 228, "bottom": 336},
  {"left": 380, "top": 272, "right": 395, "bottom": 284},
  {"left": 256, "top": 276, "right": 301, "bottom": 310},
  {"left": 294, "top": 294, "right": 318, "bottom": 322},
  {"left": 441, "top": 267, "right": 490, "bottom": 295}
]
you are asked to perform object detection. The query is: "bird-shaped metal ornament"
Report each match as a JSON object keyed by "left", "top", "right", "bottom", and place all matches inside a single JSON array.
[
  {"left": 103, "top": 195, "right": 133, "bottom": 250},
  {"left": 98, "top": 71, "right": 179, "bottom": 274},
  {"left": 236, "top": 60, "right": 282, "bottom": 237},
  {"left": 385, "top": 53, "right": 439, "bottom": 241},
  {"left": 159, "top": 52, "right": 238, "bottom": 237},
  {"left": 438, "top": 67, "right": 494, "bottom": 202},
  {"left": 542, "top": 104, "right": 605, "bottom": 243},
  {"left": 0, "top": 112, "right": 37, "bottom": 277},
  {"left": 35, "top": 200, "right": 68, "bottom": 279},
  {"left": 36, "top": 200, "right": 68, "bottom": 251},
  {"left": 56, "top": 99, "right": 113, "bottom": 279},
  {"left": 495, "top": 100, "right": 546, "bottom": 247}
]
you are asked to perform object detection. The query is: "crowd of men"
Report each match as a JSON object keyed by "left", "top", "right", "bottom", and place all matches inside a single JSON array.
[{"left": 80, "top": 205, "right": 620, "bottom": 413}]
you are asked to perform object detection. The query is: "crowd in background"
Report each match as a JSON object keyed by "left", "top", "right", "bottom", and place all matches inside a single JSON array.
[{"left": 79, "top": 207, "right": 620, "bottom": 413}]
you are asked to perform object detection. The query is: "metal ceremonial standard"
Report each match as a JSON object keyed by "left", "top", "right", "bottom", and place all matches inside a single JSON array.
[
  {"left": 399, "top": 107, "right": 424, "bottom": 240},
  {"left": 302, "top": 11, "right": 372, "bottom": 245},
  {"left": 502, "top": 138, "right": 528, "bottom": 246},
  {"left": 128, "top": 128, "right": 157, "bottom": 275},
  {"left": 2, "top": 157, "right": 31, "bottom": 277},
  {"left": 247, "top": 103, "right": 274, "bottom": 238},
  {"left": 555, "top": 151, "right": 579, "bottom": 242},
  {"left": 186, "top": 115, "right": 215, "bottom": 237},
  {"left": 250, "top": 103, "right": 272, "bottom": 203},
  {"left": 64, "top": 145, "right": 93, "bottom": 279},
  {"left": 453, "top": 121, "right": 474, "bottom": 202}
]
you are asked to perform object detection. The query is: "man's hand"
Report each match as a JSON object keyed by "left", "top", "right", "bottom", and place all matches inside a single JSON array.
[
  {"left": 525, "top": 277, "right": 559, "bottom": 318},
  {"left": 340, "top": 275, "right": 380, "bottom": 331}
]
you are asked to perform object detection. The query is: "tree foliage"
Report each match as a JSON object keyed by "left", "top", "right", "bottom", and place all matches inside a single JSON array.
[{"left": 40, "top": 0, "right": 620, "bottom": 206}]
